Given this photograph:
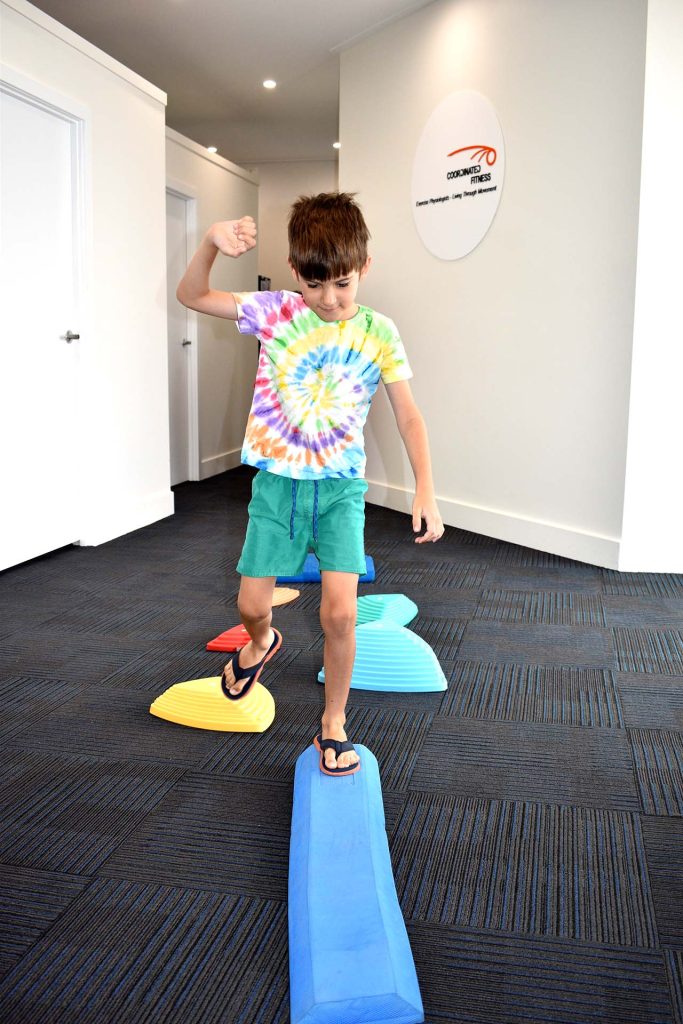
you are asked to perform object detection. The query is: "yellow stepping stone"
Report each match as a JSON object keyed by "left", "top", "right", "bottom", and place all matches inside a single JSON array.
[
  {"left": 272, "top": 587, "right": 300, "bottom": 607},
  {"left": 150, "top": 677, "right": 275, "bottom": 732}
]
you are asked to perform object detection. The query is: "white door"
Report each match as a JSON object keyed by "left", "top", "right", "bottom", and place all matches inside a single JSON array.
[
  {"left": 166, "top": 190, "right": 192, "bottom": 486},
  {"left": 0, "top": 82, "right": 82, "bottom": 571}
]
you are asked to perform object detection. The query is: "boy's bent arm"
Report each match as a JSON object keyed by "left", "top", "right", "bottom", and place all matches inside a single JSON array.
[
  {"left": 176, "top": 217, "right": 256, "bottom": 320},
  {"left": 385, "top": 380, "right": 444, "bottom": 543}
]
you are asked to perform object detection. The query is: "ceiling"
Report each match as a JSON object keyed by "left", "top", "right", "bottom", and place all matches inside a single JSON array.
[{"left": 28, "top": 0, "right": 435, "bottom": 167}]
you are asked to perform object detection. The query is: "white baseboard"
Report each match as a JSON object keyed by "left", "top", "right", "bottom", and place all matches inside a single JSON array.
[
  {"left": 365, "top": 479, "right": 621, "bottom": 570},
  {"left": 78, "top": 488, "right": 175, "bottom": 547},
  {"left": 200, "top": 447, "right": 243, "bottom": 479}
]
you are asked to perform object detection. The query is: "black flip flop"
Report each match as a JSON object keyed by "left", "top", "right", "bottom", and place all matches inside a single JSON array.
[
  {"left": 313, "top": 733, "right": 361, "bottom": 777},
  {"left": 221, "top": 628, "right": 282, "bottom": 701}
]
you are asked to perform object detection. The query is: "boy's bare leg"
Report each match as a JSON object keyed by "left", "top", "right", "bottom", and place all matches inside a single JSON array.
[
  {"left": 222, "top": 575, "right": 277, "bottom": 696},
  {"left": 319, "top": 570, "right": 360, "bottom": 771}
]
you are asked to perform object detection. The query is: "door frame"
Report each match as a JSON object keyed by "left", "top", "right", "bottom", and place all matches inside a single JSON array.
[
  {"left": 1, "top": 62, "right": 91, "bottom": 551},
  {"left": 166, "top": 178, "right": 200, "bottom": 481}
]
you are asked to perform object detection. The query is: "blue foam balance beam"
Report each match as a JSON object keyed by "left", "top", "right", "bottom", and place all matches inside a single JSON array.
[
  {"left": 289, "top": 744, "right": 424, "bottom": 1024},
  {"left": 277, "top": 553, "right": 375, "bottom": 584}
]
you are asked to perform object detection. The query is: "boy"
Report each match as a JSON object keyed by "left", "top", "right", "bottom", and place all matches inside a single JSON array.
[{"left": 176, "top": 193, "right": 443, "bottom": 776}]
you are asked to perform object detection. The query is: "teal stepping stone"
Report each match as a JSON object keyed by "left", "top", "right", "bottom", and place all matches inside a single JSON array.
[
  {"left": 356, "top": 593, "right": 418, "bottom": 627},
  {"left": 318, "top": 620, "right": 447, "bottom": 693}
]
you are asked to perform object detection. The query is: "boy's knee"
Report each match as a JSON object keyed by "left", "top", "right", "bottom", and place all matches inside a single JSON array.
[
  {"left": 238, "top": 594, "right": 271, "bottom": 624},
  {"left": 320, "top": 602, "right": 356, "bottom": 638}
]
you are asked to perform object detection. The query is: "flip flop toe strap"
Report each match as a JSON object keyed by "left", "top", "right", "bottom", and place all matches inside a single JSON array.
[
  {"left": 231, "top": 649, "right": 259, "bottom": 683},
  {"left": 221, "top": 649, "right": 252, "bottom": 698},
  {"left": 320, "top": 738, "right": 355, "bottom": 756}
]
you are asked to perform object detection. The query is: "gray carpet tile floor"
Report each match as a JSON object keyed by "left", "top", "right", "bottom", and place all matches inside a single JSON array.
[{"left": 0, "top": 464, "right": 681, "bottom": 1024}]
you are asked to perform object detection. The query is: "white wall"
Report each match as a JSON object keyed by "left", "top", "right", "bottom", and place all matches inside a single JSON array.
[
  {"left": 250, "top": 161, "right": 338, "bottom": 291},
  {"left": 619, "top": 0, "right": 683, "bottom": 571},
  {"left": 166, "top": 130, "right": 259, "bottom": 479},
  {"left": 1, "top": 0, "right": 173, "bottom": 547},
  {"left": 340, "top": 0, "right": 648, "bottom": 568}
]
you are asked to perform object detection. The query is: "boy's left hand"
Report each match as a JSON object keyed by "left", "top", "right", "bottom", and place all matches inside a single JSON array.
[{"left": 412, "top": 493, "right": 444, "bottom": 543}]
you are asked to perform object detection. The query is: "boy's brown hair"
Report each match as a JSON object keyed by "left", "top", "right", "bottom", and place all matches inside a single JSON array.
[{"left": 288, "top": 192, "right": 370, "bottom": 281}]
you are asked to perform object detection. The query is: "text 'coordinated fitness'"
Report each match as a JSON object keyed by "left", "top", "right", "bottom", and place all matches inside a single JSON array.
[{"left": 415, "top": 162, "right": 497, "bottom": 207}]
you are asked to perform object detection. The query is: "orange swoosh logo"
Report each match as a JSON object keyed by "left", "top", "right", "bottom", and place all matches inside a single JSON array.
[{"left": 447, "top": 145, "right": 497, "bottom": 166}]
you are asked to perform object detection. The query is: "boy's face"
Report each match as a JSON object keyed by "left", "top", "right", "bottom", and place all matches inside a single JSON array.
[{"left": 290, "top": 258, "right": 371, "bottom": 322}]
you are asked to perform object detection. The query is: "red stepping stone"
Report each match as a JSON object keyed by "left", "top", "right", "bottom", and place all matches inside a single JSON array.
[{"left": 206, "top": 624, "right": 250, "bottom": 652}]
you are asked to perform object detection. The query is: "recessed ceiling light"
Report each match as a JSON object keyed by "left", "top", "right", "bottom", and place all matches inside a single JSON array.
[
  {"left": 207, "top": 146, "right": 218, "bottom": 153},
  {"left": 333, "top": 142, "right": 341, "bottom": 149},
  {"left": 263, "top": 79, "right": 277, "bottom": 89}
]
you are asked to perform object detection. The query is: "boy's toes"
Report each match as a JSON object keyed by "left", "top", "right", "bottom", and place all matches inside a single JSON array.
[
  {"left": 221, "top": 663, "right": 236, "bottom": 689},
  {"left": 324, "top": 749, "right": 338, "bottom": 771},
  {"left": 221, "top": 660, "right": 245, "bottom": 697},
  {"left": 338, "top": 749, "right": 359, "bottom": 770}
]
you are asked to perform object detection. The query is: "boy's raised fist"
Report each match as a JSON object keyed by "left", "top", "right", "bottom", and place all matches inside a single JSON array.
[{"left": 208, "top": 216, "right": 257, "bottom": 258}]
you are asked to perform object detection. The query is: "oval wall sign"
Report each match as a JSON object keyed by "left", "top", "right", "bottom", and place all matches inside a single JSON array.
[{"left": 412, "top": 90, "right": 505, "bottom": 260}]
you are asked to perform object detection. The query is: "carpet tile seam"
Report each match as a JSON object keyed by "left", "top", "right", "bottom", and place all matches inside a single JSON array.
[
  {"left": 409, "top": 935, "right": 669, "bottom": 968},
  {"left": 474, "top": 589, "right": 609, "bottom": 626},
  {"left": 398, "top": 787, "right": 657, "bottom": 824},
  {"left": 410, "top": 917, "right": 674, "bottom": 959},
  {"left": 425, "top": 713, "right": 636, "bottom": 740},
  {"left": 93, "top": 869, "right": 290, "bottom": 906},
  {"left": 1, "top": 739, "right": 224, "bottom": 768}
]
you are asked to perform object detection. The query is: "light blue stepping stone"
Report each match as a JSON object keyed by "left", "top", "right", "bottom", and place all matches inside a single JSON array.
[
  {"left": 318, "top": 620, "right": 447, "bottom": 693},
  {"left": 278, "top": 553, "right": 375, "bottom": 584},
  {"left": 289, "top": 744, "right": 424, "bottom": 1024},
  {"left": 357, "top": 593, "right": 418, "bottom": 627}
]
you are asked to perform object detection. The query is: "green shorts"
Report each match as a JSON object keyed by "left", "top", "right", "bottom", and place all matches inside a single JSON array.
[{"left": 237, "top": 470, "right": 368, "bottom": 577}]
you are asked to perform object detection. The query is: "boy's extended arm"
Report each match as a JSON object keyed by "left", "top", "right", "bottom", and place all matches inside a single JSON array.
[
  {"left": 385, "top": 380, "right": 444, "bottom": 543},
  {"left": 176, "top": 217, "right": 256, "bottom": 319}
]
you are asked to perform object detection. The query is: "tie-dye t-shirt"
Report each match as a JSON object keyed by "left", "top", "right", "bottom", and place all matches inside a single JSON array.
[{"left": 233, "top": 289, "right": 412, "bottom": 479}]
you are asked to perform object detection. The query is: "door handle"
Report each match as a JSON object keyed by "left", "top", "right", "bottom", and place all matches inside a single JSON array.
[
  {"left": 60, "top": 330, "right": 80, "bottom": 343},
  {"left": 182, "top": 339, "right": 192, "bottom": 346}
]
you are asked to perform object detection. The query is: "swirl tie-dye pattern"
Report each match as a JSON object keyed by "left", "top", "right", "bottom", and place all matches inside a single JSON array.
[{"left": 234, "top": 290, "right": 412, "bottom": 479}]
